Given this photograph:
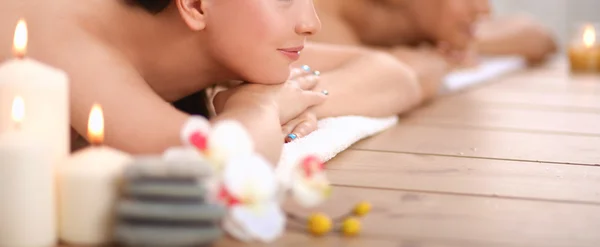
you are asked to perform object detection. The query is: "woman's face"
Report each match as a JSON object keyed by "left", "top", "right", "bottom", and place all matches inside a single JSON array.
[
  {"left": 350, "top": 0, "right": 490, "bottom": 50},
  {"left": 202, "top": 0, "right": 321, "bottom": 84},
  {"left": 412, "top": 0, "right": 491, "bottom": 50}
]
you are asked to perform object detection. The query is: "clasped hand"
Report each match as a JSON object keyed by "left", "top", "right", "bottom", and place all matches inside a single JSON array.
[{"left": 213, "top": 66, "right": 326, "bottom": 143}]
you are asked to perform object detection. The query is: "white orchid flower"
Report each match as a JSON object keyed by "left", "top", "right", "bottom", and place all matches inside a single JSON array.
[
  {"left": 218, "top": 154, "right": 285, "bottom": 243},
  {"left": 180, "top": 118, "right": 254, "bottom": 171},
  {"left": 207, "top": 120, "right": 254, "bottom": 168},
  {"left": 180, "top": 116, "right": 212, "bottom": 148},
  {"left": 290, "top": 156, "right": 332, "bottom": 208}
]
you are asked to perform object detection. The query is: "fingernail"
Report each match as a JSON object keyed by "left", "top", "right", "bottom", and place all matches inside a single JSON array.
[
  {"left": 313, "top": 70, "right": 321, "bottom": 76},
  {"left": 285, "top": 133, "right": 298, "bottom": 143},
  {"left": 301, "top": 65, "right": 311, "bottom": 72}
]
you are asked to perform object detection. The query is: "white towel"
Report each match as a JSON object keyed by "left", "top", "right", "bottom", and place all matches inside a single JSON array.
[
  {"left": 441, "top": 56, "right": 526, "bottom": 94},
  {"left": 277, "top": 56, "right": 527, "bottom": 169},
  {"left": 277, "top": 115, "right": 398, "bottom": 167}
]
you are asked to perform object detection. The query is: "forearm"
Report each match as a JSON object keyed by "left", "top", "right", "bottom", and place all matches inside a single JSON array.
[
  {"left": 474, "top": 16, "right": 557, "bottom": 62},
  {"left": 311, "top": 51, "right": 422, "bottom": 119},
  {"left": 211, "top": 98, "right": 283, "bottom": 164},
  {"left": 475, "top": 28, "right": 523, "bottom": 56},
  {"left": 387, "top": 46, "right": 450, "bottom": 101}
]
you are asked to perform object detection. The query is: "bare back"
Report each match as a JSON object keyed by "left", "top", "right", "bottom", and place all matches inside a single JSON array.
[
  {"left": 0, "top": 0, "right": 193, "bottom": 154},
  {"left": 0, "top": 0, "right": 86, "bottom": 64}
]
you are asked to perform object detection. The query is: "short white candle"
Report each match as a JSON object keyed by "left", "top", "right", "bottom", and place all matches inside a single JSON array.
[
  {"left": 58, "top": 104, "right": 133, "bottom": 245},
  {"left": 0, "top": 19, "right": 69, "bottom": 166},
  {"left": 0, "top": 96, "right": 56, "bottom": 247}
]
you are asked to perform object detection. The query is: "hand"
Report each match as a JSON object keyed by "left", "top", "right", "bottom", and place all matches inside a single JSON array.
[
  {"left": 475, "top": 16, "right": 557, "bottom": 64},
  {"left": 437, "top": 42, "right": 481, "bottom": 68},
  {"left": 391, "top": 46, "right": 453, "bottom": 102},
  {"left": 505, "top": 16, "right": 557, "bottom": 64},
  {"left": 282, "top": 110, "right": 318, "bottom": 143},
  {"left": 213, "top": 72, "right": 326, "bottom": 124}
]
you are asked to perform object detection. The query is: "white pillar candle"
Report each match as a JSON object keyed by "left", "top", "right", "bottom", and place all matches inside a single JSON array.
[
  {"left": 58, "top": 104, "right": 133, "bottom": 245},
  {"left": 0, "top": 97, "right": 56, "bottom": 247},
  {"left": 0, "top": 19, "right": 69, "bottom": 166}
]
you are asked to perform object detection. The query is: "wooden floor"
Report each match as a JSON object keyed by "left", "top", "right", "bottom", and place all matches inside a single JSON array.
[{"left": 215, "top": 58, "right": 600, "bottom": 247}]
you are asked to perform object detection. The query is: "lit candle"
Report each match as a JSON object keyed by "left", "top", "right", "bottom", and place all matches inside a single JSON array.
[
  {"left": 569, "top": 24, "right": 600, "bottom": 73},
  {"left": 0, "top": 97, "right": 56, "bottom": 247},
  {"left": 0, "top": 19, "right": 69, "bottom": 166},
  {"left": 58, "top": 104, "right": 133, "bottom": 245}
]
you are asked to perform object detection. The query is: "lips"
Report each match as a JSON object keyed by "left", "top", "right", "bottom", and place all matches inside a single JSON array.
[{"left": 278, "top": 46, "right": 304, "bottom": 61}]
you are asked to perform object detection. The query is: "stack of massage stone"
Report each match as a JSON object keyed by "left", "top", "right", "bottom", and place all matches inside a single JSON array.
[{"left": 114, "top": 156, "right": 226, "bottom": 247}]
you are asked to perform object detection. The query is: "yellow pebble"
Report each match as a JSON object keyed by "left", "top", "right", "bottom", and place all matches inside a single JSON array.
[
  {"left": 342, "top": 217, "right": 361, "bottom": 236},
  {"left": 353, "top": 201, "right": 371, "bottom": 217},
  {"left": 308, "top": 213, "right": 332, "bottom": 236}
]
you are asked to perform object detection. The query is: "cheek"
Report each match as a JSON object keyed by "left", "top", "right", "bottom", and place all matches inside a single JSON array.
[{"left": 205, "top": 3, "right": 292, "bottom": 84}]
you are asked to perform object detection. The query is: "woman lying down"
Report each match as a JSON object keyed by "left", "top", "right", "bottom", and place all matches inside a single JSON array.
[{"left": 0, "top": 0, "right": 433, "bottom": 164}]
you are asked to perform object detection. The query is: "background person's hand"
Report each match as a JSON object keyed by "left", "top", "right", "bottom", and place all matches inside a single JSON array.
[
  {"left": 437, "top": 42, "right": 481, "bottom": 68},
  {"left": 391, "top": 46, "right": 454, "bottom": 102},
  {"left": 475, "top": 15, "right": 558, "bottom": 64}
]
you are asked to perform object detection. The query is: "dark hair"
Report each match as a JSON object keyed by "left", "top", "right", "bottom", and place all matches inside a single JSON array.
[
  {"left": 173, "top": 90, "right": 212, "bottom": 118},
  {"left": 127, "top": 0, "right": 171, "bottom": 13}
]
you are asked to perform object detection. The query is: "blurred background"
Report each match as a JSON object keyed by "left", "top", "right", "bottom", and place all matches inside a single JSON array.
[{"left": 491, "top": 0, "right": 600, "bottom": 51}]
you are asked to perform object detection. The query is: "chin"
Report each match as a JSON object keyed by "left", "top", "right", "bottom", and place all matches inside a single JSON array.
[{"left": 243, "top": 65, "right": 291, "bottom": 85}]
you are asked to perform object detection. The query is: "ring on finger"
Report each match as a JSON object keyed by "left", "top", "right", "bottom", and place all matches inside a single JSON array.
[
  {"left": 301, "top": 65, "right": 311, "bottom": 72},
  {"left": 285, "top": 133, "right": 298, "bottom": 143}
]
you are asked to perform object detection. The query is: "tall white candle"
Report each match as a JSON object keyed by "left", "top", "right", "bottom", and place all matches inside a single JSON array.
[
  {"left": 0, "top": 19, "right": 69, "bottom": 166},
  {"left": 0, "top": 96, "right": 56, "bottom": 247},
  {"left": 58, "top": 104, "right": 133, "bottom": 245}
]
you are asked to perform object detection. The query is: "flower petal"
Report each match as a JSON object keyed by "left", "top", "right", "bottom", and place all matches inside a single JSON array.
[
  {"left": 224, "top": 154, "right": 277, "bottom": 201},
  {"left": 180, "top": 116, "right": 211, "bottom": 146},
  {"left": 231, "top": 203, "right": 285, "bottom": 243},
  {"left": 292, "top": 173, "right": 330, "bottom": 208},
  {"left": 208, "top": 120, "right": 254, "bottom": 164},
  {"left": 292, "top": 181, "right": 326, "bottom": 208},
  {"left": 223, "top": 214, "right": 254, "bottom": 242},
  {"left": 162, "top": 146, "right": 207, "bottom": 163}
]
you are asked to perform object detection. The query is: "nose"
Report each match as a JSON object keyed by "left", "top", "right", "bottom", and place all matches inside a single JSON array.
[{"left": 295, "top": 1, "right": 322, "bottom": 36}]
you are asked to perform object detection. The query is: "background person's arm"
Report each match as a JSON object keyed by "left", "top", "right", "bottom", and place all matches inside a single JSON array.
[
  {"left": 475, "top": 15, "right": 558, "bottom": 64},
  {"left": 296, "top": 43, "right": 454, "bottom": 120}
]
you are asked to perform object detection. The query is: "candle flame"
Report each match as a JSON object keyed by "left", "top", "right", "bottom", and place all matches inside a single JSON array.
[
  {"left": 11, "top": 96, "right": 25, "bottom": 125},
  {"left": 583, "top": 25, "right": 596, "bottom": 48},
  {"left": 13, "top": 19, "right": 27, "bottom": 58},
  {"left": 87, "top": 104, "right": 104, "bottom": 145}
]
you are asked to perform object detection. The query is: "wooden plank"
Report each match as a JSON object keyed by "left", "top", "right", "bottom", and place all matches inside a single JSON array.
[
  {"left": 351, "top": 124, "right": 600, "bottom": 165},
  {"left": 454, "top": 87, "right": 600, "bottom": 111},
  {"left": 214, "top": 229, "right": 485, "bottom": 247},
  {"left": 285, "top": 235, "right": 491, "bottom": 247},
  {"left": 404, "top": 100, "right": 600, "bottom": 136},
  {"left": 326, "top": 150, "right": 600, "bottom": 204},
  {"left": 485, "top": 75, "right": 600, "bottom": 95},
  {"left": 285, "top": 186, "right": 600, "bottom": 247},
  {"left": 58, "top": 185, "right": 598, "bottom": 247}
]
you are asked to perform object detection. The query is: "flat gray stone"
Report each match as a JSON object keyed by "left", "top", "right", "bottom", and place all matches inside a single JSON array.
[
  {"left": 123, "top": 181, "right": 207, "bottom": 200},
  {"left": 125, "top": 157, "right": 213, "bottom": 180},
  {"left": 117, "top": 200, "right": 226, "bottom": 222},
  {"left": 115, "top": 223, "right": 222, "bottom": 246},
  {"left": 124, "top": 181, "right": 207, "bottom": 200}
]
